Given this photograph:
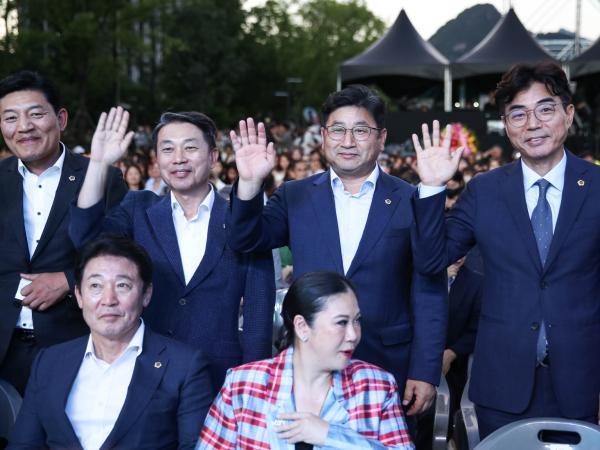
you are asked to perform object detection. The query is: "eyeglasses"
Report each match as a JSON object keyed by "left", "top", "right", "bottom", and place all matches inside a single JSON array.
[
  {"left": 325, "top": 125, "right": 381, "bottom": 141},
  {"left": 503, "top": 103, "right": 562, "bottom": 127}
]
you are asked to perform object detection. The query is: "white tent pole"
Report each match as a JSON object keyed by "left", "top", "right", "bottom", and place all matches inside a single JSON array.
[{"left": 444, "top": 66, "right": 452, "bottom": 112}]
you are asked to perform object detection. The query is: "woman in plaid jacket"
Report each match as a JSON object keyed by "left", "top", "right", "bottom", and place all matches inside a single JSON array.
[{"left": 197, "top": 272, "right": 414, "bottom": 449}]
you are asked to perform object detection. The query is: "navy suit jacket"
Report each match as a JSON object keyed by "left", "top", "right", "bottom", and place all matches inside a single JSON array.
[
  {"left": 0, "top": 150, "right": 126, "bottom": 363},
  {"left": 8, "top": 328, "right": 212, "bottom": 450},
  {"left": 228, "top": 170, "right": 447, "bottom": 389},
  {"left": 414, "top": 152, "right": 600, "bottom": 417},
  {"left": 69, "top": 190, "right": 275, "bottom": 392}
]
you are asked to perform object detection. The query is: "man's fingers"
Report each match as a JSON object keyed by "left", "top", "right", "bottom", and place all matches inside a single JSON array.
[
  {"left": 432, "top": 120, "right": 440, "bottom": 147},
  {"left": 411, "top": 134, "right": 423, "bottom": 153},
  {"left": 20, "top": 273, "right": 38, "bottom": 281},
  {"left": 247, "top": 117, "right": 257, "bottom": 145},
  {"left": 407, "top": 395, "right": 425, "bottom": 416},
  {"left": 442, "top": 124, "right": 452, "bottom": 150},
  {"left": 105, "top": 107, "right": 117, "bottom": 131},
  {"left": 257, "top": 122, "right": 267, "bottom": 146},
  {"left": 239, "top": 120, "right": 249, "bottom": 145},
  {"left": 230, "top": 130, "right": 240, "bottom": 151},
  {"left": 452, "top": 147, "right": 464, "bottom": 166},
  {"left": 96, "top": 111, "right": 107, "bottom": 133},
  {"left": 121, "top": 131, "right": 135, "bottom": 152},
  {"left": 421, "top": 123, "right": 431, "bottom": 149},
  {"left": 117, "top": 110, "right": 130, "bottom": 136}
]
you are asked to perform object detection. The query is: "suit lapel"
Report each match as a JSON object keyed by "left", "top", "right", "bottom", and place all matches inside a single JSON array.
[
  {"left": 346, "top": 172, "right": 401, "bottom": 278},
  {"left": 544, "top": 152, "right": 590, "bottom": 272},
  {"left": 500, "top": 160, "right": 543, "bottom": 272},
  {"left": 54, "top": 337, "right": 88, "bottom": 449},
  {"left": 184, "top": 193, "right": 227, "bottom": 294},
  {"left": 1, "top": 158, "right": 29, "bottom": 256},
  {"left": 147, "top": 196, "right": 186, "bottom": 284},
  {"left": 32, "top": 150, "right": 85, "bottom": 261},
  {"left": 100, "top": 329, "right": 167, "bottom": 450},
  {"left": 309, "top": 172, "right": 344, "bottom": 274}
]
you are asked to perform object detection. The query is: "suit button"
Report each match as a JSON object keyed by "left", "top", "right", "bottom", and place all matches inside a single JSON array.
[
  {"left": 168, "top": 329, "right": 174, "bottom": 336},
  {"left": 179, "top": 298, "right": 187, "bottom": 306},
  {"left": 531, "top": 322, "right": 539, "bottom": 331},
  {"left": 540, "top": 281, "right": 548, "bottom": 289}
]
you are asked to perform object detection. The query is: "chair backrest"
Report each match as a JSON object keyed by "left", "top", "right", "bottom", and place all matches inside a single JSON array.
[
  {"left": 474, "top": 418, "right": 600, "bottom": 449},
  {"left": 0, "top": 378, "right": 23, "bottom": 441},
  {"left": 272, "top": 288, "right": 288, "bottom": 355},
  {"left": 432, "top": 374, "right": 450, "bottom": 450},
  {"left": 453, "top": 355, "right": 480, "bottom": 450}
]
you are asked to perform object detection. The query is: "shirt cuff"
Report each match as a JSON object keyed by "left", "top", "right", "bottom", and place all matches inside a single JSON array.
[{"left": 418, "top": 184, "right": 446, "bottom": 199}]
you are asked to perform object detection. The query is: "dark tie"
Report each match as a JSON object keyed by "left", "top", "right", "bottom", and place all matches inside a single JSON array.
[{"left": 531, "top": 179, "right": 552, "bottom": 364}]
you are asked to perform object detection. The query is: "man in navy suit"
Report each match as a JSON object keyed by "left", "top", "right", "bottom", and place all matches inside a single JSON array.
[
  {"left": 69, "top": 109, "right": 274, "bottom": 392},
  {"left": 8, "top": 236, "right": 212, "bottom": 450},
  {"left": 412, "top": 62, "right": 600, "bottom": 438},
  {"left": 0, "top": 71, "right": 126, "bottom": 395},
  {"left": 227, "top": 84, "right": 447, "bottom": 416}
]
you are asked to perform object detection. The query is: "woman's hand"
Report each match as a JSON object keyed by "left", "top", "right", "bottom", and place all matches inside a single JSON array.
[{"left": 274, "top": 411, "right": 329, "bottom": 446}]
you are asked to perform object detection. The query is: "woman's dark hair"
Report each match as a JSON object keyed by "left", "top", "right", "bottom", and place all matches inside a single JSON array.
[
  {"left": 494, "top": 62, "right": 572, "bottom": 112},
  {"left": 278, "top": 271, "right": 356, "bottom": 350}
]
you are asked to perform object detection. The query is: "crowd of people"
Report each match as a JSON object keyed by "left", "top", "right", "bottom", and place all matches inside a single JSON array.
[{"left": 1, "top": 59, "right": 599, "bottom": 450}]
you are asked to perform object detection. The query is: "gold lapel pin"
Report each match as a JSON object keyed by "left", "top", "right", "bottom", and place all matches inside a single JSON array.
[
  {"left": 68, "top": 175, "right": 76, "bottom": 182},
  {"left": 154, "top": 361, "right": 162, "bottom": 369},
  {"left": 384, "top": 199, "right": 392, "bottom": 205},
  {"left": 577, "top": 179, "right": 585, "bottom": 187}
]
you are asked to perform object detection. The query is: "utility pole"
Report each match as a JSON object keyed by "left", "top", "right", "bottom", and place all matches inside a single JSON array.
[{"left": 574, "top": 0, "right": 582, "bottom": 56}]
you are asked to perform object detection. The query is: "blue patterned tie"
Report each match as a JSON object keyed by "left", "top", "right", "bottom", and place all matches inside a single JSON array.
[{"left": 531, "top": 179, "right": 552, "bottom": 364}]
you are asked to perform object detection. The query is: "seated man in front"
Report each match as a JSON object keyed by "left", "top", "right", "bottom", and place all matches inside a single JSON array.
[{"left": 8, "top": 236, "right": 213, "bottom": 450}]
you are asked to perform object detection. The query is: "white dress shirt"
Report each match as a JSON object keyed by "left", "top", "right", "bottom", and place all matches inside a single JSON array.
[
  {"left": 15, "top": 144, "right": 66, "bottom": 329},
  {"left": 522, "top": 151, "right": 566, "bottom": 231},
  {"left": 171, "top": 186, "right": 214, "bottom": 284},
  {"left": 65, "top": 321, "right": 145, "bottom": 450},
  {"left": 331, "top": 165, "right": 379, "bottom": 274}
]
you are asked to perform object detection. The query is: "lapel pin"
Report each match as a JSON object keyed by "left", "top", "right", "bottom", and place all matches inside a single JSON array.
[
  {"left": 154, "top": 361, "right": 162, "bottom": 369},
  {"left": 384, "top": 199, "right": 392, "bottom": 205},
  {"left": 577, "top": 179, "right": 585, "bottom": 187},
  {"left": 68, "top": 175, "right": 76, "bottom": 182}
]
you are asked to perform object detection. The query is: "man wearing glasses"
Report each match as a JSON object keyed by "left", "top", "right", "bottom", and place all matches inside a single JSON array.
[
  {"left": 227, "top": 84, "right": 447, "bottom": 421},
  {"left": 412, "top": 62, "right": 600, "bottom": 438}
]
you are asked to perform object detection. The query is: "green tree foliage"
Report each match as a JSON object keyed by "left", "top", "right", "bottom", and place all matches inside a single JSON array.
[{"left": 0, "top": 0, "right": 384, "bottom": 145}]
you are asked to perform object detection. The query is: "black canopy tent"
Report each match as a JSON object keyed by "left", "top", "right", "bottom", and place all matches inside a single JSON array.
[
  {"left": 570, "top": 37, "right": 600, "bottom": 79},
  {"left": 339, "top": 9, "right": 451, "bottom": 111},
  {"left": 453, "top": 8, "right": 557, "bottom": 79}
]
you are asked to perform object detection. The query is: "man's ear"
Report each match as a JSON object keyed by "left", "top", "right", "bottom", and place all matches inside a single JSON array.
[
  {"left": 142, "top": 284, "right": 153, "bottom": 308},
  {"left": 74, "top": 286, "right": 83, "bottom": 310},
  {"left": 57, "top": 108, "right": 68, "bottom": 132}
]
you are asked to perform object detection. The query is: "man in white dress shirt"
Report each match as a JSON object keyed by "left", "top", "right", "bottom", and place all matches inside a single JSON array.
[
  {"left": 69, "top": 109, "right": 274, "bottom": 393},
  {"left": 8, "top": 235, "right": 212, "bottom": 450},
  {"left": 0, "top": 70, "right": 126, "bottom": 395}
]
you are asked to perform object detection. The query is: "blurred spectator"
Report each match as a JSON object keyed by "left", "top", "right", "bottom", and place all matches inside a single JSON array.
[
  {"left": 124, "top": 164, "right": 145, "bottom": 191},
  {"left": 144, "top": 160, "right": 168, "bottom": 195}
]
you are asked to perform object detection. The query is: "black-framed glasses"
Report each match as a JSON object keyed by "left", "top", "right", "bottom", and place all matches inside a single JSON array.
[
  {"left": 503, "top": 102, "right": 562, "bottom": 127},
  {"left": 325, "top": 125, "right": 381, "bottom": 141}
]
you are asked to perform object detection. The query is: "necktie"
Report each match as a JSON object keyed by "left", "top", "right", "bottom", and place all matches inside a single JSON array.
[{"left": 531, "top": 179, "right": 552, "bottom": 364}]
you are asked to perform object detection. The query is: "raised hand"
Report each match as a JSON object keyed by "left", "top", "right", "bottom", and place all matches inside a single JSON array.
[
  {"left": 231, "top": 118, "right": 275, "bottom": 200},
  {"left": 90, "top": 106, "right": 134, "bottom": 166},
  {"left": 412, "top": 120, "right": 462, "bottom": 186}
]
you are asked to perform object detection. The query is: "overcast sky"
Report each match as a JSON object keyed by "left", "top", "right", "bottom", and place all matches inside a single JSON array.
[
  {"left": 244, "top": 0, "right": 600, "bottom": 42},
  {"left": 364, "top": 0, "right": 600, "bottom": 41}
]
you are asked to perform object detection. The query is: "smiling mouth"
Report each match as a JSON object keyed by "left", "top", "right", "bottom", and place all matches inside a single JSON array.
[
  {"left": 171, "top": 169, "right": 191, "bottom": 177},
  {"left": 17, "top": 137, "right": 40, "bottom": 144},
  {"left": 341, "top": 350, "right": 354, "bottom": 358},
  {"left": 526, "top": 136, "right": 547, "bottom": 144}
]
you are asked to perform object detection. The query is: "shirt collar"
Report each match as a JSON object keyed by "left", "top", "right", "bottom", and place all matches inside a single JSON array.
[
  {"left": 170, "top": 184, "right": 215, "bottom": 220},
  {"left": 330, "top": 164, "right": 379, "bottom": 193},
  {"left": 17, "top": 142, "right": 66, "bottom": 178},
  {"left": 85, "top": 319, "right": 145, "bottom": 361},
  {"left": 521, "top": 150, "right": 566, "bottom": 192}
]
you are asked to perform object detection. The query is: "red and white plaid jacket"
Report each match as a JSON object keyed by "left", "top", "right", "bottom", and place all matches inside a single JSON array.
[{"left": 197, "top": 346, "right": 414, "bottom": 449}]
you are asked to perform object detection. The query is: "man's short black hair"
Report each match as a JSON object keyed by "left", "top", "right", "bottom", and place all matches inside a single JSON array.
[
  {"left": 494, "top": 62, "right": 572, "bottom": 112},
  {"left": 321, "top": 84, "right": 386, "bottom": 129},
  {"left": 0, "top": 70, "right": 62, "bottom": 113},
  {"left": 75, "top": 236, "right": 153, "bottom": 293},
  {"left": 151, "top": 111, "right": 217, "bottom": 150}
]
